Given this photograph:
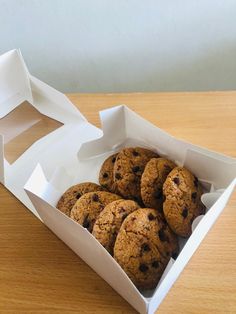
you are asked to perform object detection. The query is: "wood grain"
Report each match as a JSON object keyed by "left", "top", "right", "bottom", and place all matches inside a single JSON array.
[{"left": 0, "top": 91, "right": 236, "bottom": 314}]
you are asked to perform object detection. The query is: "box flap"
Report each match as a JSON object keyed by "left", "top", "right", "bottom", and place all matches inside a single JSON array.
[
  {"left": 0, "top": 49, "right": 102, "bottom": 217},
  {"left": 0, "top": 49, "right": 32, "bottom": 116}
]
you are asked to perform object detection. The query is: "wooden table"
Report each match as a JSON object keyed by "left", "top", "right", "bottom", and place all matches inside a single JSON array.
[{"left": 1, "top": 91, "right": 236, "bottom": 314}]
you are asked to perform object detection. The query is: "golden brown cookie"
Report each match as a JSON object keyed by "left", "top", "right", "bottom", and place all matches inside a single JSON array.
[
  {"left": 113, "top": 147, "right": 158, "bottom": 203},
  {"left": 141, "top": 158, "right": 176, "bottom": 212},
  {"left": 99, "top": 153, "right": 118, "bottom": 193},
  {"left": 70, "top": 191, "right": 122, "bottom": 232},
  {"left": 92, "top": 199, "right": 140, "bottom": 254},
  {"left": 114, "top": 208, "right": 179, "bottom": 290},
  {"left": 57, "top": 182, "right": 104, "bottom": 216},
  {"left": 163, "top": 167, "right": 205, "bottom": 237}
]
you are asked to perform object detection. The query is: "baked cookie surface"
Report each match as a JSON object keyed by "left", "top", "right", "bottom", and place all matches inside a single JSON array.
[
  {"left": 99, "top": 153, "right": 118, "bottom": 193},
  {"left": 57, "top": 182, "right": 104, "bottom": 216},
  {"left": 70, "top": 191, "right": 121, "bottom": 232},
  {"left": 92, "top": 199, "right": 139, "bottom": 254},
  {"left": 114, "top": 208, "right": 179, "bottom": 290},
  {"left": 113, "top": 147, "right": 158, "bottom": 203},
  {"left": 141, "top": 158, "right": 176, "bottom": 212},
  {"left": 163, "top": 167, "right": 205, "bottom": 237}
]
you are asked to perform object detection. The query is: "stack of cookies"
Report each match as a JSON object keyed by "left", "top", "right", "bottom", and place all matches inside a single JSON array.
[{"left": 57, "top": 147, "right": 205, "bottom": 290}]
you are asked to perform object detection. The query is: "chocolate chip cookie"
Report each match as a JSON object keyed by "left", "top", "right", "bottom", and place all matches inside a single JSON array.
[
  {"left": 70, "top": 191, "right": 122, "bottom": 232},
  {"left": 163, "top": 167, "right": 205, "bottom": 237},
  {"left": 141, "top": 158, "right": 176, "bottom": 212},
  {"left": 113, "top": 147, "right": 158, "bottom": 203},
  {"left": 57, "top": 182, "right": 104, "bottom": 216},
  {"left": 114, "top": 208, "right": 179, "bottom": 290},
  {"left": 99, "top": 153, "right": 118, "bottom": 193},
  {"left": 92, "top": 199, "right": 140, "bottom": 254}
]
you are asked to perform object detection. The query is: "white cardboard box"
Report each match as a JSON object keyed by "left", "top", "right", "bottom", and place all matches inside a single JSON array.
[{"left": 1, "top": 49, "right": 236, "bottom": 314}]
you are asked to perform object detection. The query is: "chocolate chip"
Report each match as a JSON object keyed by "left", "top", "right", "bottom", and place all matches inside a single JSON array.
[
  {"left": 172, "top": 252, "right": 178, "bottom": 259},
  {"left": 152, "top": 261, "right": 159, "bottom": 268},
  {"left": 115, "top": 173, "right": 122, "bottom": 180},
  {"left": 132, "top": 151, "right": 139, "bottom": 156},
  {"left": 139, "top": 263, "right": 149, "bottom": 272},
  {"left": 112, "top": 157, "right": 116, "bottom": 163},
  {"left": 181, "top": 207, "right": 188, "bottom": 218},
  {"left": 82, "top": 215, "right": 90, "bottom": 229},
  {"left": 154, "top": 189, "right": 162, "bottom": 199},
  {"left": 141, "top": 243, "right": 150, "bottom": 252},
  {"left": 102, "top": 172, "right": 108, "bottom": 178},
  {"left": 173, "top": 177, "right": 180, "bottom": 185},
  {"left": 132, "top": 166, "right": 140, "bottom": 173},
  {"left": 92, "top": 194, "right": 99, "bottom": 202},
  {"left": 131, "top": 217, "right": 136, "bottom": 221},
  {"left": 76, "top": 193, "right": 81, "bottom": 199},
  {"left": 191, "top": 192, "right": 197, "bottom": 200},
  {"left": 158, "top": 229, "right": 169, "bottom": 242},
  {"left": 148, "top": 213, "right": 155, "bottom": 221},
  {"left": 194, "top": 176, "right": 199, "bottom": 187}
]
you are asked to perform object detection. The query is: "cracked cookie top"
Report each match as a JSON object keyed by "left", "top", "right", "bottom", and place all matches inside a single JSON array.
[
  {"left": 70, "top": 191, "right": 122, "bottom": 232},
  {"left": 114, "top": 208, "right": 179, "bottom": 290},
  {"left": 57, "top": 182, "right": 104, "bottom": 216},
  {"left": 163, "top": 167, "right": 205, "bottom": 237},
  {"left": 141, "top": 158, "right": 176, "bottom": 212},
  {"left": 99, "top": 153, "right": 119, "bottom": 193},
  {"left": 92, "top": 199, "right": 140, "bottom": 255},
  {"left": 113, "top": 147, "right": 158, "bottom": 203}
]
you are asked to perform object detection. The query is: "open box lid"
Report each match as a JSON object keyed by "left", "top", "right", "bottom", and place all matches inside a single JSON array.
[{"left": 0, "top": 49, "right": 102, "bottom": 218}]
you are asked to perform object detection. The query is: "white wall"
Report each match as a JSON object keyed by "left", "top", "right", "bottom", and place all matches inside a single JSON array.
[{"left": 1, "top": 0, "right": 236, "bottom": 93}]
